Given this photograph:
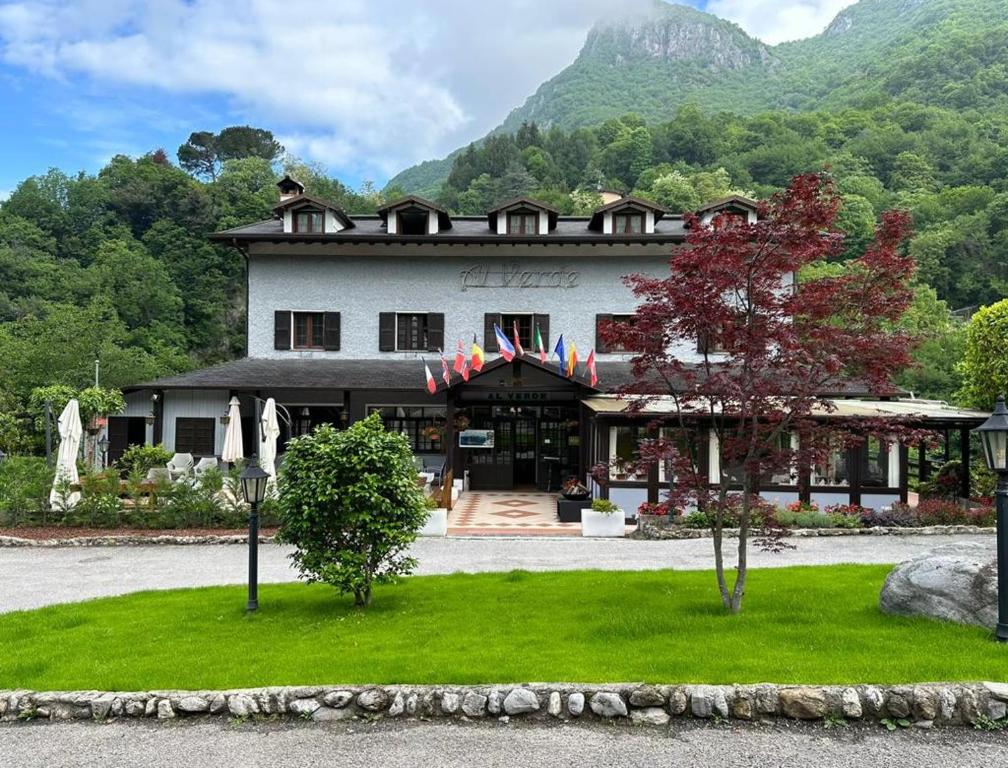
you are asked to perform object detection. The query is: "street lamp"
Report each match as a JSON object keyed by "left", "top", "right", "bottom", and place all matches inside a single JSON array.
[
  {"left": 239, "top": 461, "right": 270, "bottom": 612},
  {"left": 97, "top": 436, "right": 109, "bottom": 469},
  {"left": 974, "top": 394, "right": 1008, "bottom": 642}
]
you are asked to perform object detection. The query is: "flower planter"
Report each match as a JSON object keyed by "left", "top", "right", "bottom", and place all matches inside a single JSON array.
[
  {"left": 581, "top": 507, "right": 625, "bottom": 537},
  {"left": 557, "top": 497, "right": 592, "bottom": 523},
  {"left": 419, "top": 508, "right": 448, "bottom": 537}
]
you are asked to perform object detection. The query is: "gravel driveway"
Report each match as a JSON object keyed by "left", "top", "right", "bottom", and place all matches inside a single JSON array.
[
  {"left": 0, "top": 533, "right": 993, "bottom": 614},
  {"left": 1, "top": 719, "right": 1005, "bottom": 768}
]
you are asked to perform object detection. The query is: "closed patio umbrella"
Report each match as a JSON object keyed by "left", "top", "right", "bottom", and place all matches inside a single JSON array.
[
  {"left": 49, "top": 399, "right": 83, "bottom": 509},
  {"left": 221, "top": 396, "right": 244, "bottom": 465},
  {"left": 259, "top": 397, "right": 280, "bottom": 496}
]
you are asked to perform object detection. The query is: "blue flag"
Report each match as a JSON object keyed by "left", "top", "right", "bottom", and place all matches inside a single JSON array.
[{"left": 553, "top": 334, "right": 566, "bottom": 375}]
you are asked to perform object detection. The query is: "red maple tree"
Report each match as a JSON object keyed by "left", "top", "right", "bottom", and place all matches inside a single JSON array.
[{"left": 601, "top": 173, "right": 924, "bottom": 613}]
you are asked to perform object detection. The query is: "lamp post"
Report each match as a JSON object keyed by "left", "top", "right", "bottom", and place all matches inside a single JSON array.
[
  {"left": 239, "top": 461, "right": 270, "bottom": 612},
  {"left": 974, "top": 394, "right": 1008, "bottom": 642},
  {"left": 97, "top": 436, "right": 109, "bottom": 469}
]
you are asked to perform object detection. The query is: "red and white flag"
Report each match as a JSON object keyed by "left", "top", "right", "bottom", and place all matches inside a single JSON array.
[
  {"left": 513, "top": 320, "right": 525, "bottom": 357},
  {"left": 460, "top": 357, "right": 470, "bottom": 382},
  {"left": 423, "top": 360, "right": 437, "bottom": 394},
  {"left": 586, "top": 349, "right": 598, "bottom": 387},
  {"left": 453, "top": 339, "right": 466, "bottom": 373},
  {"left": 439, "top": 350, "right": 451, "bottom": 386}
]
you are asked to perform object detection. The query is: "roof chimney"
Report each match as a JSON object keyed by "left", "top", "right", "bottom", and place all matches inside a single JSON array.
[{"left": 277, "top": 174, "right": 305, "bottom": 202}]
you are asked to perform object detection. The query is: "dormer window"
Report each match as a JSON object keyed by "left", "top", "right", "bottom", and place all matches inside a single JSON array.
[
  {"left": 293, "top": 209, "right": 324, "bottom": 233},
  {"left": 396, "top": 207, "right": 430, "bottom": 235},
  {"left": 507, "top": 210, "right": 540, "bottom": 235},
  {"left": 613, "top": 212, "right": 644, "bottom": 234}
]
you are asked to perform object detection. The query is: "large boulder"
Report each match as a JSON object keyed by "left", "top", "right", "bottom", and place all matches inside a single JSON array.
[{"left": 879, "top": 542, "right": 997, "bottom": 630}]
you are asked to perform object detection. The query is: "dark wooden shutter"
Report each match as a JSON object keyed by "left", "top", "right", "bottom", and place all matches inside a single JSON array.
[
  {"left": 484, "top": 313, "right": 502, "bottom": 352},
  {"left": 533, "top": 314, "right": 549, "bottom": 353},
  {"left": 323, "top": 312, "right": 341, "bottom": 351},
  {"left": 175, "top": 417, "right": 215, "bottom": 457},
  {"left": 106, "top": 417, "right": 129, "bottom": 466},
  {"left": 274, "top": 311, "right": 291, "bottom": 350},
  {"left": 426, "top": 312, "right": 444, "bottom": 351},
  {"left": 595, "top": 314, "right": 612, "bottom": 354},
  {"left": 379, "top": 312, "right": 396, "bottom": 351}
]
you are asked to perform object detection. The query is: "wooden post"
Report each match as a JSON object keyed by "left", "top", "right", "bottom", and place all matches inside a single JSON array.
[{"left": 960, "top": 427, "right": 971, "bottom": 501}]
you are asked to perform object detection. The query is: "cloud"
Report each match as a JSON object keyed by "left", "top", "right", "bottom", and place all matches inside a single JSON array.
[
  {"left": 705, "top": 0, "right": 856, "bottom": 45},
  {"left": 0, "top": 1, "right": 850, "bottom": 181}
]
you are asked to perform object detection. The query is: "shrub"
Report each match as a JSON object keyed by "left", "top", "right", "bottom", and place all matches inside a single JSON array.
[
  {"left": 637, "top": 501, "right": 673, "bottom": 516},
  {"left": 0, "top": 456, "right": 53, "bottom": 526},
  {"left": 118, "top": 444, "right": 172, "bottom": 477},
  {"left": 914, "top": 497, "right": 989, "bottom": 526},
  {"left": 861, "top": 503, "right": 917, "bottom": 527},
  {"left": 276, "top": 414, "right": 429, "bottom": 608},
  {"left": 590, "top": 498, "right": 618, "bottom": 514},
  {"left": 919, "top": 460, "right": 962, "bottom": 500}
]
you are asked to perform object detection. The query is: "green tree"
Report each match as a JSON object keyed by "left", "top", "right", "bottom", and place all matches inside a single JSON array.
[
  {"left": 177, "top": 126, "right": 283, "bottom": 180},
  {"left": 277, "top": 415, "right": 429, "bottom": 607},
  {"left": 647, "top": 171, "right": 700, "bottom": 212},
  {"left": 957, "top": 300, "right": 1008, "bottom": 408}
]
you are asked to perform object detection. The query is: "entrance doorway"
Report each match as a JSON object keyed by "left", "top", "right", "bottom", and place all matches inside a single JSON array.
[{"left": 462, "top": 404, "right": 580, "bottom": 491}]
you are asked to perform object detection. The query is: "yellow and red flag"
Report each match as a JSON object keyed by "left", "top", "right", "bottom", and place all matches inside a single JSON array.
[
  {"left": 471, "top": 334, "right": 485, "bottom": 372},
  {"left": 566, "top": 342, "right": 579, "bottom": 377}
]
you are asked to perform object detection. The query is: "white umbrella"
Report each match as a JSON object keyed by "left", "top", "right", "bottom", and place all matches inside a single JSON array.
[
  {"left": 49, "top": 399, "right": 83, "bottom": 509},
  {"left": 259, "top": 397, "right": 281, "bottom": 496},
  {"left": 221, "top": 396, "right": 244, "bottom": 464}
]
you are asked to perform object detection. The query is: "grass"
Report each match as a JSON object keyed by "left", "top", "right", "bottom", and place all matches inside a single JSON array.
[{"left": 1, "top": 565, "right": 1006, "bottom": 690}]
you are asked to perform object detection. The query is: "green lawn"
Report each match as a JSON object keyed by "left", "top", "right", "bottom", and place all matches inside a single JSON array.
[{"left": 2, "top": 565, "right": 1005, "bottom": 690}]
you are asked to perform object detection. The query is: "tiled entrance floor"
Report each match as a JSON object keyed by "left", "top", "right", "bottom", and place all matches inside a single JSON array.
[{"left": 448, "top": 491, "right": 581, "bottom": 536}]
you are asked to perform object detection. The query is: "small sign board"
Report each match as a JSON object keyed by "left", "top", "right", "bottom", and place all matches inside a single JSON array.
[{"left": 459, "top": 429, "right": 495, "bottom": 448}]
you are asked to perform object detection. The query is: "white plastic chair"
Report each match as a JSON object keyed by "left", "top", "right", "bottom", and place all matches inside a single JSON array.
[
  {"left": 166, "top": 453, "right": 194, "bottom": 482},
  {"left": 193, "top": 457, "right": 219, "bottom": 477}
]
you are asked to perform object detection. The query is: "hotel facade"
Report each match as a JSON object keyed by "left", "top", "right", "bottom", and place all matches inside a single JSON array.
[{"left": 118, "top": 178, "right": 984, "bottom": 513}]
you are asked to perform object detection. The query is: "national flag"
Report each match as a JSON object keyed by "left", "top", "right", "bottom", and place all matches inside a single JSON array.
[
  {"left": 471, "top": 334, "right": 484, "bottom": 372},
  {"left": 566, "top": 342, "right": 579, "bottom": 377},
  {"left": 460, "top": 357, "right": 470, "bottom": 381},
  {"left": 494, "top": 324, "right": 516, "bottom": 362},
  {"left": 586, "top": 349, "right": 598, "bottom": 387},
  {"left": 439, "top": 350, "right": 451, "bottom": 386},
  {"left": 553, "top": 334, "right": 565, "bottom": 376},
  {"left": 423, "top": 359, "right": 437, "bottom": 394},
  {"left": 535, "top": 324, "right": 546, "bottom": 363},
  {"left": 513, "top": 320, "right": 525, "bottom": 357},
  {"left": 453, "top": 339, "right": 466, "bottom": 374}
]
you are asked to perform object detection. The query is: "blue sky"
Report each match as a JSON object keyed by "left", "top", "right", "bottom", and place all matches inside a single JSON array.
[{"left": 0, "top": 0, "right": 853, "bottom": 198}]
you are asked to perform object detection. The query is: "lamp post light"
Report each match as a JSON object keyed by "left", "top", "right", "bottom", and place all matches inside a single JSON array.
[
  {"left": 974, "top": 394, "right": 1008, "bottom": 642},
  {"left": 97, "top": 436, "right": 109, "bottom": 469},
  {"left": 239, "top": 461, "right": 270, "bottom": 612}
]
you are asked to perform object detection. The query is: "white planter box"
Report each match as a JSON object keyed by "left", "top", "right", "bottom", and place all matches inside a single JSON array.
[
  {"left": 581, "top": 508, "right": 625, "bottom": 537},
  {"left": 419, "top": 508, "right": 448, "bottom": 537}
]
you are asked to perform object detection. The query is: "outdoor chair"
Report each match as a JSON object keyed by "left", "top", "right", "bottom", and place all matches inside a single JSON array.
[
  {"left": 193, "top": 457, "right": 220, "bottom": 478},
  {"left": 145, "top": 467, "right": 171, "bottom": 484},
  {"left": 166, "top": 453, "right": 194, "bottom": 482}
]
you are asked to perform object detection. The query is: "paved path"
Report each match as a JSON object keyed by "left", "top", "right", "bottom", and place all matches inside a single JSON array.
[
  {"left": 0, "top": 534, "right": 992, "bottom": 614},
  {"left": 1, "top": 720, "right": 1005, "bottom": 768}
]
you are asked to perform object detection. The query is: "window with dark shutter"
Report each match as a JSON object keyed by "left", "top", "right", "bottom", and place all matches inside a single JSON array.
[
  {"left": 323, "top": 312, "right": 341, "bottom": 351},
  {"left": 595, "top": 314, "right": 613, "bottom": 353},
  {"left": 599, "top": 314, "right": 636, "bottom": 353},
  {"left": 396, "top": 313, "right": 429, "bottom": 350},
  {"left": 274, "top": 311, "right": 291, "bottom": 350},
  {"left": 426, "top": 313, "right": 444, "bottom": 351},
  {"left": 379, "top": 313, "right": 396, "bottom": 351},
  {"left": 175, "top": 417, "right": 215, "bottom": 456},
  {"left": 484, "top": 313, "right": 502, "bottom": 352}
]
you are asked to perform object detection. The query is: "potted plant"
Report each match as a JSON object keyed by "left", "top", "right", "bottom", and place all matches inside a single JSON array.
[
  {"left": 556, "top": 477, "right": 592, "bottom": 522},
  {"left": 418, "top": 495, "right": 448, "bottom": 537},
  {"left": 581, "top": 498, "right": 625, "bottom": 537},
  {"left": 560, "top": 476, "right": 590, "bottom": 500}
]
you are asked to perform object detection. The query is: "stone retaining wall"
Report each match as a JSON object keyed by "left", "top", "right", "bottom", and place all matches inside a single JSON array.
[
  {"left": 4, "top": 683, "right": 1007, "bottom": 726},
  {"left": 633, "top": 520, "right": 996, "bottom": 541}
]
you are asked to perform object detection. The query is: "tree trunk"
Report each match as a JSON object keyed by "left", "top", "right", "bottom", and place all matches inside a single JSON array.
[
  {"left": 730, "top": 480, "right": 752, "bottom": 614},
  {"left": 710, "top": 490, "right": 732, "bottom": 609},
  {"left": 354, "top": 584, "right": 372, "bottom": 608}
]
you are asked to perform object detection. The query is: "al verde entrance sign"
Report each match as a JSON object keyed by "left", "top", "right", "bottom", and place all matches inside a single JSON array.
[{"left": 460, "top": 263, "right": 579, "bottom": 291}]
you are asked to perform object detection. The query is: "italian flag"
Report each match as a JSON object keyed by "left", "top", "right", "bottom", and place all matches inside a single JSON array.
[{"left": 535, "top": 325, "right": 546, "bottom": 363}]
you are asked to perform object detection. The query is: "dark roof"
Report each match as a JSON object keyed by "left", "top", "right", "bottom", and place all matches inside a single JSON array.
[
  {"left": 211, "top": 214, "right": 688, "bottom": 245},
  {"left": 696, "top": 194, "right": 758, "bottom": 214},
  {"left": 129, "top": 356, "right": 889, "bottom": 398},
  {"left": 376, "top": 195, "right": 453, "bottom": 230},
  {"left": 271, "top": 193, "right": 354, "bottom": 229},
  {"left": 487, "top": 196, "right": 560, "bottom": 232},
  {"left": 588, "top": 195, "right": 669, "bottom": 231}
]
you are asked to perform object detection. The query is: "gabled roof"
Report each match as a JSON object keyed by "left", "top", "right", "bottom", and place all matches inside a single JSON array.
[
  {"left": 588, "top": 195, "right": 668, "bottom": 230},
  {"left": 272, "top": 193, "right": 354, "bottom": 229},
  {"left": 276, "top": 174, "right": 304, "bottom": 195},
  {"left": 377, "top": 195, "right": 452, "bottom": 230},
  {"left": 696, "top": 194, "right": 759, "bottom": 214},
  {"left": 486, "top": 196, "right": 559, "bottom": 232}
]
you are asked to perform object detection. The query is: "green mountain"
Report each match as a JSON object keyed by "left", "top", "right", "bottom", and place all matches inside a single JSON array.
[{"left": 388, "top": 0, "right": 1008, "bottom": 196}]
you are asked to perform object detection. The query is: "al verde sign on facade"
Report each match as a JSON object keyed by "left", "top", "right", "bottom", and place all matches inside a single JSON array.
[{"left": 460, "top": 263, "right": 579, "bottom": 291}]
